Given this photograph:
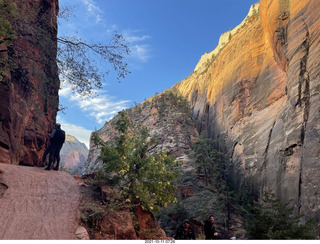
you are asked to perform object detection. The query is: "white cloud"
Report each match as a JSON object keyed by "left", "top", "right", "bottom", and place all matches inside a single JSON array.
[
  {"left": 57, "top": 84, "right": 129, "bottom": 148},
  {"left": 131, "top": 44, "right": 151, "bottom": 63},
  {"left": 81, "top": 0, "right": 103, "bottom": 23},
  {"left": 122, "top": 30, "right": 152, "bottom": 62},
  {"left": 59, "top": 85, "right": 130, "bottom": 125},
  {"left": 123, "top": 30, "right": 151, "bottom": 43},
  {"left": 58, "top": 84, "right": 72, "bottom": 97},
  {"left": 106, "top": 24, "right": 118, "bottom": 33},
  {"left": 59, "top": 122, "right": 92, "bottom": 149},
  {"left": 78, "top": 94, "right": 130, "bottom": 124}
]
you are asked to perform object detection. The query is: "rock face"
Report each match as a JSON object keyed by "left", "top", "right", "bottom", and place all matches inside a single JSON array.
[
  {"left": 174, "top": 0, "right": 320, "bottom": 225},
  {"left": 60, "top": 134, "right": 88, "bottom": 175},
  {"left": 83, "top": 91, "right": 199, "bottom": 174},
  {"left": 77, "top": 177, "right": 168, "bottom": 240},
  {"left": 0, "top": 0, "right": 59, "bottom": 166}
]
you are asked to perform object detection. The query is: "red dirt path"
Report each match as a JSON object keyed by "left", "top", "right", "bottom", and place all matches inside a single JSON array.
[{"left": 0, "top": 163, "right": 80, "bottom": 240}]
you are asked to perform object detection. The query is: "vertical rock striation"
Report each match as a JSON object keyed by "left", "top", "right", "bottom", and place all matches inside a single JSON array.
[
  {"left": 0, "top": 0, "right": 59, "bottom": 166},
  {"left": 174, "top": 0, "right": 320, "bottom": 226}
]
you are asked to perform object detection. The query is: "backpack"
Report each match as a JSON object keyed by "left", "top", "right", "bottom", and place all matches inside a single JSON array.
[{"left": 51, "top": 128, "right": 66, "bottom": 147}]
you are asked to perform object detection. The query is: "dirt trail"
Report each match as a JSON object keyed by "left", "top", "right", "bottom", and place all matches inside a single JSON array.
[{"left": 0, "top": 163, "right": 80, "bottom": 240}]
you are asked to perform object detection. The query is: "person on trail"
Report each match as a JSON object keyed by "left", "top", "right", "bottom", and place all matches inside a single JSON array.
[
  {"left": 175, "top": 220, "right": 196, "bottom": 240},
  {"left": 204, "top": 215, "right": 220, "bottom": 240},
  {"left": 42, "top": 123, "right": 65, "bottom": 171}
]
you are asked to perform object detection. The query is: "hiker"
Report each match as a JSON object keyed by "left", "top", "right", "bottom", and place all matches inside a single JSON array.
[
  {"left": 204, "top": 215, "right": 220, "bottom": 239},
  {"left": 42, "top": 123, "right": 65, "bottom": 171},
  {"left": 174, "top": 220, "right": 196, "bottom": 240}
]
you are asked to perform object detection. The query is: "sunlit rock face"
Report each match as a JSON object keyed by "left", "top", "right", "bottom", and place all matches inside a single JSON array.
[
  {"left": 174, "top": 0, "right": 320, "bottom": 223},
  {"left": 0, "top": 0, "right": 59, "bottom": 166},
  {"left": 60, "top": 135, "right": 88, "bottom": 175}
]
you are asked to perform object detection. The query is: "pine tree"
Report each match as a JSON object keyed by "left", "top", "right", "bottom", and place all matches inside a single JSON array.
[
  {"left": 245, "top": 194, "right": 316, "bottom": 239},
  {"left": 192, "top": 133, "right": 225, "bottom": 190}
]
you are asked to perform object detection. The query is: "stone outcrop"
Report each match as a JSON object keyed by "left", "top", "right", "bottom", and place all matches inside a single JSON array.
[
  {"left": 77, "top": 177, "right": 168, "bottom": 240},
  {"left": 60, "top": 134, "right": 88, "bottom": 175},
  {"left": 174, "top": 0, "right": 320, "bottom": 227},
  {"left": 0, "top": 0, "right": 59, "bottom": 166},
  {"left": 83, "top": 91, "right": 199, "bottom": 174}
]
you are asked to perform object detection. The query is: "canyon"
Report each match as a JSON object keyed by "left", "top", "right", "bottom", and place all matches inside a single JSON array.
[
  {"left": 85, "top": 0, "right": 320, "bottom": 232},
  {"left": 173, "top": 0, "right": 320, "bottom": 225},
  {"left": 0, "top": 0, "right": 319, "bottom": 239}
]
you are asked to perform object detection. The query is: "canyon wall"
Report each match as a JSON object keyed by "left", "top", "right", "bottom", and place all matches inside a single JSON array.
[
  {"left": 0, "top": 0, "right": 59, "bottom": 166},
  {"left": 60, "top": 134, "right": 88, "bottom": 175},
  {"left": 174, "top": 0, "right": 320, "bottom": 222}
]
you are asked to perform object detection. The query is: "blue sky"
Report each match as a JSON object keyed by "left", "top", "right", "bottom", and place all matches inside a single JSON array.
[{"left": 57, "top": 0, "right": 259, "bottom": 148}]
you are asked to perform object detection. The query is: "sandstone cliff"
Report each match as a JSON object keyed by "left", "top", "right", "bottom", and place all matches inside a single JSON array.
[
  {"left": 60, "top": 134, "right": 89, "bottom": 175},
  {"left": 83, "top": 0, "right": 320, "bottom": 234},
  {"left": 0, "top": 0, "right": 59, "bottom": 166},
  {"left": 173, "top": 0, "right": 320, "bottom": 226}
]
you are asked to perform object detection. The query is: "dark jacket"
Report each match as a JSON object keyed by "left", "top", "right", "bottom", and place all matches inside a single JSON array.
[
  {"left": 175, "top": 225, "right": 196, "bottom": 240},
  {"left": 204, "top": 220, "right": 218, "bottom": 240},
  {"left": 50, "top": 127, "right": 65, "bottom": 147}
]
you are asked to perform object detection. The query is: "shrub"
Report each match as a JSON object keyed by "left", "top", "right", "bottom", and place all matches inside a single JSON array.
[
  {"left": 93, "top": 111, "right": 181, "bottom": 213},
  {"left": 245, "top": 194, "right": 316, "bottom": 239}
]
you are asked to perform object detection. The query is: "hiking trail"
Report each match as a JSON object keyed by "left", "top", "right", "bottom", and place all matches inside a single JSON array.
[{"left": 0, "top": 163, "right": 81, "bottom": 240}]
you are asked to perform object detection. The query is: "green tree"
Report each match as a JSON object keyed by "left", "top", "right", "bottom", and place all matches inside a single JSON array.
[
  {"left": 153, "top": 89, "right": 192, "bottom": 120},
  {"left": 192, "top": 133, "right": 225, "bottom": 190},
  {"left": 57, "top": 5, "right": 130, "bottom": 97},
  {"left": 156, "top": 94, "right": 166, "bottom": 119},
  {"left": 0, "top": 0, "right": 17, "bottom": 81},
  {"left": 245, "top": 194, "right": 316, "bottom": 239},
  {"left": 93, "top": 111, "right": 181, "bottom": 212},
  {"left": 0, "top": 0, "right": 17, "bottom": 49},
  {"left": 57, "top": 34, "right": 130, "bottom": 97}
]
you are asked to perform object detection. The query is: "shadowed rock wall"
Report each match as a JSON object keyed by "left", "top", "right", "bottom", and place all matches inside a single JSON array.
[
  {"left": 174, "top": 0, "right": 320, "bottom": 225},
  {"left": 0, "top": 0, "right": 59, "bottom": 166}
]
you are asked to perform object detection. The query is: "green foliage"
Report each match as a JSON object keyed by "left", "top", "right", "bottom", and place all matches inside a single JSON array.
[
  {"left": 57, "top": 33, "right": 130, "bottom": 97},
  {"left": 228, "top": 187, "right": 255, "bottom": 214},
  {"left": 152, "top": 88, "right": 192, "bottom": 120},
  {"left": 0, "top": 0, "right": 18, "bottom": 81},
  {"left": 79, "top": 213, "right": 88, "bottom": 222},
  {"left": 157, "top": 94, "right": 166, "bottom": 119},
  {"left": 57, "top": 5, "right": 130, "bottom": 97},
  {"left": 0, "top": 0, "right": 17, "bottom": 46},
  {"left": 80, "top": 204, "right": 104, "bottom": 230},
  {"left": 192, "top": 133, "right": 226, "bottom": 191},
  {"left": 93, "top": 111, "right": 181, "bottom": 213},
  {"left": 156, "top": 202, "right": 190, "bottom": 237},
  {"left": 157, "top": 180, "right": 228, "bottom": 238},
  {"left": 245, "top": 194, "right": 316, "bottom": 240}
]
